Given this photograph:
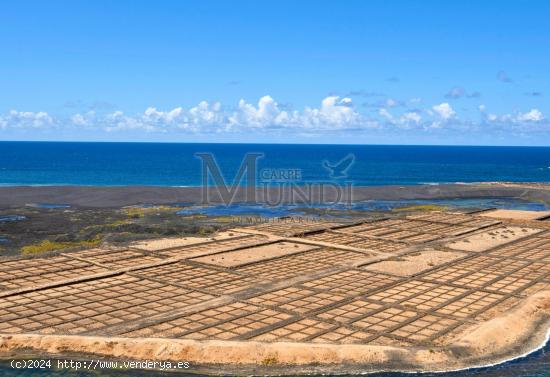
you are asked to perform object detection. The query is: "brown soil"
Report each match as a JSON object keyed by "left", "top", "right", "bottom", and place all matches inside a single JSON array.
[
  {"left": 446, "top": 226, "right": 542, "bottom": 252},
  {"left": 480, "top": 209, "right": 550, "bottom": 220},
  {"left": 363, "top": 248, "right": 466, "bottom": 276},
  {"left": 131, "top": 231, "right": 245, "bottom": 251},
  {"left": 190, "top": 242, "right": 317, "bottom": 268}
]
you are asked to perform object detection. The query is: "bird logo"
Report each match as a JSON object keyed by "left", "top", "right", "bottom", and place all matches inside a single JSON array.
[{"left": 322, "top": 153, "right": 355, "bottom": 179}]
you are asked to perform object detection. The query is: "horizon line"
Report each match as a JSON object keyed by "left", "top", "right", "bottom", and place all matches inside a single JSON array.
[{"left": 1, "top": 140, "right": 550, "bottom": 148}]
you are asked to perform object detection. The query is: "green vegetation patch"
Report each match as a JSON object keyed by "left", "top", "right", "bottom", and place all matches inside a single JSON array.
[
  {"left": 122, "top": 206, "right": 181, "bottom": 218},
  {"left": 21, "top": 238, "right": 101, "bottom": 255},
  {"left": 393, "top": 204, "right": 448, "bottom": 212}
]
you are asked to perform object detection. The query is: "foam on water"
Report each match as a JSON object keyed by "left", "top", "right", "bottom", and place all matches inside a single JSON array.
[{"left": 0, "top": 215, "right": 26, "bottom": 222}]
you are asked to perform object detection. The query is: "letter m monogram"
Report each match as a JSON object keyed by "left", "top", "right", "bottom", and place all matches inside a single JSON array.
[{"left": 195, "top": 153, "right": 263, "bottom": 205}]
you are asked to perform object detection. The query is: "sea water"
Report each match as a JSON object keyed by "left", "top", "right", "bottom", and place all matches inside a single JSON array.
[{"left": 2, "top": 142, "right": 550, "bottom": 186}]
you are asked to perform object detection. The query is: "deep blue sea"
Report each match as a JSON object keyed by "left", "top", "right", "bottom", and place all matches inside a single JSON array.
[{"left": 1, "top": 142, "right": 550, "bottom": 186}]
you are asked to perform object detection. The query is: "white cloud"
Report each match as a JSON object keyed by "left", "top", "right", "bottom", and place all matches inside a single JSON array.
[
  {"left": 1, "top": 110, "right": 54, "bottom": 129},
  {"left": 71, "top": 113, "right": 87, "bottom": 126},
  {"left": 302, "top": 96, "right": 364, "bottom": 129},
  {"left": 378, "top": 109, "right": 421, "bottom": 129},
  {"left": 517, "top": 109, "right": 544, "bottom": 122},
  {"left": 188, "top": 101, "right": 224, "bottom": 130},
  {"left": 432, "top": 103, "right": 456, "bottom": 120},
  {"left": 104, "top": 110, "right": 159, "bottom": 132},
  {"left": 58, "top": 95, "right": 368, "bottom": 134},
  {"left": 70, "top": 111, "right": 97, "bottom": 127},
  {"left": 340, "top": 97, "right": 353, "bottom": 105},
  {"left": 226, "top": 95, "right": 366, "bottom": 131},
  {"left": 143, "top": 106, "right": 184, "bottom": 124},
  {"left": 103, "top": 104, "right": 221, "bottom": 133},
  {"left": 484, "top": 108, "right": 545, "bottom": 124},
  {"left": 401, "top": 112, "right": 421, "bottom": 124},
  {"left": 0, "top": 97, "right": 547, "bottom": 138},
  {"left": 229, "top": 95, "right": 290, "bottom": 129}
]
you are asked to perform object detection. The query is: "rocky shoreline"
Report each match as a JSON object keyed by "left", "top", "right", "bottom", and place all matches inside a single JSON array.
[{"left": 1, "top": 183, "right": 548, "bottom": 208}]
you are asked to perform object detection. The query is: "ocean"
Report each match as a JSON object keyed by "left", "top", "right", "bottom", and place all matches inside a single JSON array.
[{"left": 1, "top": 142, "right": 550, "bottom": 186}]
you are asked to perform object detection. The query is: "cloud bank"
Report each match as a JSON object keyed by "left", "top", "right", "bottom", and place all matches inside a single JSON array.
[{"left": 0, "top": 96, "right": 547, "bottom": 138}]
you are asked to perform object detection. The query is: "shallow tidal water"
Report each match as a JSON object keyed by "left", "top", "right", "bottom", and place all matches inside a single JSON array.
[{"left": 177, "top": 197, "right": 549, "bottom": 218}]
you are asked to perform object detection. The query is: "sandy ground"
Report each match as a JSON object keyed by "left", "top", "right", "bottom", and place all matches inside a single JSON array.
[
  {"left": 1, "top": 290, "right": 550, "bottom": 374},
  {"left": 190, "top": 242, "right": 317, "bottom": 268},
  {"left": 480, "top": 209, "right": 550, "bottom": 220},
  {"left": 454, "top": 290, "right": 550, "bottom": 362},
  {"left": 131, "top": 231, "right": 245, "bottom": 251},
  {"left": 446, "top": 226, "right": 542, "bottom": 252},
  {"left": 363, "top": 248, "right": 466, "bottom": 276}
]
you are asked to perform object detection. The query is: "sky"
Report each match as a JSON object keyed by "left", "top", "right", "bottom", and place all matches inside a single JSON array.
[{"left": 0, "top": 0, "right": 549, "bottom": 145}]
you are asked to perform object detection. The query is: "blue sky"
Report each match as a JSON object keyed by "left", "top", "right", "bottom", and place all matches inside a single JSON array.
[{"left": 0, "top": 0, "right": 549, "bottom": 145}]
